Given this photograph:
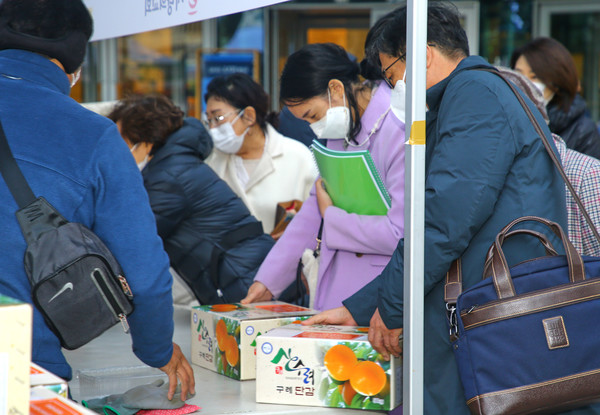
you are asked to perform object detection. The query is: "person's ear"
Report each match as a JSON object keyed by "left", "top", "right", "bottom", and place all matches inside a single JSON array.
[
  {"left": 241, "top": 106, "right": 257, "bottom": 126},
  {"left": 426, "top": 44, "right": 434, "bottom": 70},
  {"left": 328, "top": 79, "right": 346, "bottom": 106}
]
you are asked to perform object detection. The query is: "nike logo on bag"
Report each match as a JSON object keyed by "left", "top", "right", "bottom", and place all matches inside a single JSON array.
[{"left": 48, "top": 282, "right": 74, "bottom": 303}]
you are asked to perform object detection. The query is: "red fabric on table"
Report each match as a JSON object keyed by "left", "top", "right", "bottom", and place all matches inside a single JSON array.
[{"left": 136, "top": 404, "right": 200, "bottom": 415}]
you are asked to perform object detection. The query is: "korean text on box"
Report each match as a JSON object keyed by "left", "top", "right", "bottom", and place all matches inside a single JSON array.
[
  {"left": 256, "top": 324, "right": 402, "bottom": 411},
  {"left": 191, "top": 301, "right": 316, "bottom": 380}
]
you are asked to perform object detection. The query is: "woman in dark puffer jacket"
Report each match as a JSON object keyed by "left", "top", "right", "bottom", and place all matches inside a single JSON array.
[
  {"left": 511, "top": 37, "right": 600, "bottom": 159},
  {"left": 546, "top": 94, "right": 600, "bottom": 158},
  {"left": 108, "top": 94, "right": 275, "bottom": 305}
]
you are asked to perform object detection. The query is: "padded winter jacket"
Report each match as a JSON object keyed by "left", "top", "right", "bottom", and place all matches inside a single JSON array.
[
  {"left": 342, "top": 57, "right": 599, "bottom": 415},
  {"left": 0, "top": 50, "right": 175, "bottom": 379},
  {"left": 548, "top": 94, "right": 600, "bottom": 160},
  {"left": 142, "top": 118, "right": 274, "bottom": 304}
]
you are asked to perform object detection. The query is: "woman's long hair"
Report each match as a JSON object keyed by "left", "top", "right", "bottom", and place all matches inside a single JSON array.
[{"left": 279, "top": 43, "right": 362, "bottom": 143}]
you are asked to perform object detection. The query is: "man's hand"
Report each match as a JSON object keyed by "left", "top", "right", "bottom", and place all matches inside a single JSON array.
[
  {"left": 240, "top": 281, "right": 273, "bottom": 304},
  {"left": 302, "top": 306, "right": 357, "bottom": 326},
  {"left": 368, "top": 308, "right": 403, "bottom": 361},
  {"left": 159, "top": 343, "right": 195, "bottom": 400},
  {"left": 315, "top": 178, "right": 333, "bottom": 218}
]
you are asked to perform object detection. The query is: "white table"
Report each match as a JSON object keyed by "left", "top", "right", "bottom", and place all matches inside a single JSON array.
[{"left": 64, "top": 306, "right": 395, "bottom": 415}]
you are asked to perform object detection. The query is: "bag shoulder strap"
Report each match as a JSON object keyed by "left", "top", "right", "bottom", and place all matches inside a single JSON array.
[
  {"left": 445, "top": 67, "right": 600, "bottom": 307},
  {"left": 474, "top": 67, "right": 600, "bottom": 244},
  {"left": 0, "top": 121, "right": 37, "bottom": 208},
  {"left": 0, "top": 121, "right": 68, "bottom": 243}
]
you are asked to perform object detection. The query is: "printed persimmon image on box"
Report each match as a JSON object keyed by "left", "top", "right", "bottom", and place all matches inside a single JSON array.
[
  {"left": 256, "top": 325, "right": 402, "bottom": 411},
  {"left": 191, "top": 302, "right": 316, "bottom": 380}
]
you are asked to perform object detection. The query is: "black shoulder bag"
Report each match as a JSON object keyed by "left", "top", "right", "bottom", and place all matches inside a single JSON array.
[{"left": 0, "top": 121, "right": 134, "bottom": 350}]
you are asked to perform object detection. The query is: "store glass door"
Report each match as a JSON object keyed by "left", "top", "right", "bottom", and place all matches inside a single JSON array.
[
  {"left": 269, "top": 5, "right": 371, "bottom": 105},
  {"left": 538, "top": 0, "right": 600, "bottom": 123}
]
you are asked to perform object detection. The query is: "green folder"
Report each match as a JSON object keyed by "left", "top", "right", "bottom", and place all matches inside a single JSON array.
[{"left": 310, "top": 140, "right": 391, "bottom": 216}]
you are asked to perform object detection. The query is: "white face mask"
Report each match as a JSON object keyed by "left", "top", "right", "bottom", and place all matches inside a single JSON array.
[
  {"left": 532, "top": 81, "right": 555, "bottom": 106},
  {"left": 543, "top": 92, "right": 555, "bottom": 107},
  {"left": 209, "top": 111, "right": 248, "bottom": 154},
  {"left": 390, "top": 70, "right": 407, "bottom": 124},
  {"left": 532, "top": 81, "right": 545, "bottom": 95},
  {"left": 137, "top": 156, "right": 149, "bottom": 171},
  {"left": 70, "top": 68, "right": 81, "bottom": 89},
  {"left": 309, "top": 89, "right": 351, "bottom": 140},
  {"left": 130, "top": 143, "right": 150, "bottom": 171}
]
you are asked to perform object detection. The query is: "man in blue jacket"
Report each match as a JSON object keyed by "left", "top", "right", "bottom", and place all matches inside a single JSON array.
[
  {"left": 305, "top": 4, "right": 585, "bottom": 414},
  {"left": 0, "top": 0, "right": 194, "bottom": 401}
]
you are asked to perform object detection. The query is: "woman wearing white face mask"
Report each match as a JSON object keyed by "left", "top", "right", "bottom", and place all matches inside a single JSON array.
[
  {"left": 241, "top": 42, "right": 406, "bottom": 312},
  {"left": 204, "top": 73, "right": 317, "bottom": 234},
  {"left": 511, "top": 37, "right": 600, "bottom": 159},
  {"left": 109, "top": 94, "right": 276, "bottom": 306}
]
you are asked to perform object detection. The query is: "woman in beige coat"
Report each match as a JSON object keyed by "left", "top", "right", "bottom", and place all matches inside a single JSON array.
[{"left": 204, "top": 73, "right": 317, "bottom": 234}]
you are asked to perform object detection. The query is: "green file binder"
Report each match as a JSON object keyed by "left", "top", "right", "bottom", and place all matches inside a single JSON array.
[{"left": 310, "top": 140, "right": 391, "bottom": 216}]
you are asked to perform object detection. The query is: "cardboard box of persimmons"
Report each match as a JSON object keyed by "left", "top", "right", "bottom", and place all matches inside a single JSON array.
[
  {"left": 256, "top": 324, "right": 402, "bottom": 411},
  {"left": 190, "top": 302, "right": 316, "bottom": 380}
]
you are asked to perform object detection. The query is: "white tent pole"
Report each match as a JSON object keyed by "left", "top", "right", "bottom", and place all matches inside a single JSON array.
[{"left": 403, "top": 0, "right": 427, "bottom": 413}]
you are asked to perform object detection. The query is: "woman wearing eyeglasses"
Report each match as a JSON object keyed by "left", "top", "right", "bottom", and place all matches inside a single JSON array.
[
  {"left": 204, "top": 73, "right": 317, "bottom": 235},
  {"left": 241, "top": 42, "right": 406, "bottom": 311},
  {"left": 108, "top": 94, "right": 275, "bottom": 306}
]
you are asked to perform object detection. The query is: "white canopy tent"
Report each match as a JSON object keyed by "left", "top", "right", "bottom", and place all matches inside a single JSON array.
[{"left": 83, "top": 0, "right": 290, "bottom": 42}]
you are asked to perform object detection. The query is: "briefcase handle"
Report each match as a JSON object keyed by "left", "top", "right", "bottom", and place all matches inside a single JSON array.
[
  {"left": 445, "top": 227, "right": 559, "bottom": 304},
  {"left": 488, "top": 216, "right": 585, "bottom": 299},
  {"left": 482, "top": 228, "right": 559, "bottom": 280}
]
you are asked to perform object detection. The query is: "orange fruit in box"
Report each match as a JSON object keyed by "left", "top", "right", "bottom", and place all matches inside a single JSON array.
[
  {"left": 221, "top": 352, "right": 227, "bottom": 372},
  {"left": 342, "top": 380, "right": 358, "bottom": 405},
  {"left": 211, "top": 303, "right": 239, "bottom": 312},
  {"left": 324, "top": 345, "right": 358, "bottom": 381},
  {"left": 349, "top": 361, "right": 387, "bottom": 396},
  {"left": 215, "top": 319, "right": 227, "bottom": 351},
  {"left": 224, "top": 335, "right": 239, "bottom": 367}
]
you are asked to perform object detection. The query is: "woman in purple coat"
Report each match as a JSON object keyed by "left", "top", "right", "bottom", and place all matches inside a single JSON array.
[{"left": 242, "top": 43, "right": 405, "bottom": 311}]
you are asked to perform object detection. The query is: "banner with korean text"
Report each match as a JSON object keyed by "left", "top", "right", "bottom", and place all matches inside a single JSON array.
[{"left": 83, "top": 0, "right": 289, "bottom": 42}]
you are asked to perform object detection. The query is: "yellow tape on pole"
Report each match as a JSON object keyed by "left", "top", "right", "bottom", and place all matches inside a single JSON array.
[{"left": 408, "top": 120, "right": 426, "bottom": 145}]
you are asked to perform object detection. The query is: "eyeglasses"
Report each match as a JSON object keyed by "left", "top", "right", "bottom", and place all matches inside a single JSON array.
[
  {"left": 382, "top": 53, "right": 406, "bottom": 88},
  {"left": 202, "top": 110, "right": 239, "bottom": 128}
]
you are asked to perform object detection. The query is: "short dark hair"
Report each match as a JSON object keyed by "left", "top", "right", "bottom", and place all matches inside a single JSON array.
[
  {"left": 510, "top": 37, "right": 578, "bottom": 113},
  {"left": 279, "top": 42, "right": 362, "bottom": 142},
  {"left": 0, "top": 0, "right": 93, "bottom": 73},
  {"left": 204, "top": 73, "right": 278, "bottom": 131},
  {"left": 108, "top": 94, "right": 185, "bottom": 154},
  {"left": 374, "top": 2, "right": 469, "bottom": 62},
  {"left": 363, "top": 8, "right": 404, "bottom": 79}
]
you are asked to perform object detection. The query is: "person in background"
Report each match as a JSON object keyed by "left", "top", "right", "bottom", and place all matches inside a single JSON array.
[
  {"left": 276, "top": 106, "right": 317, "bottom": 148},
  {"left": 304, "top": 4, "right": 571, "bottom": 414},
  {"left": 0, "top": 0, "right": 193, "bottom": 400},
  {"left": 498, "top": 66, "right": 600, "bottom": 257},
  {"left": 204, "top": 73, "right": 317, "bottom": 234},
  {"left": 242, "top": 42, "right": 405, "bottom": 311},
  {"left": 511, "top": 37, "right": 600, "bottom": 159},
  {"left": 108, "top": 94, "right": 275, "bottom": 306}
]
